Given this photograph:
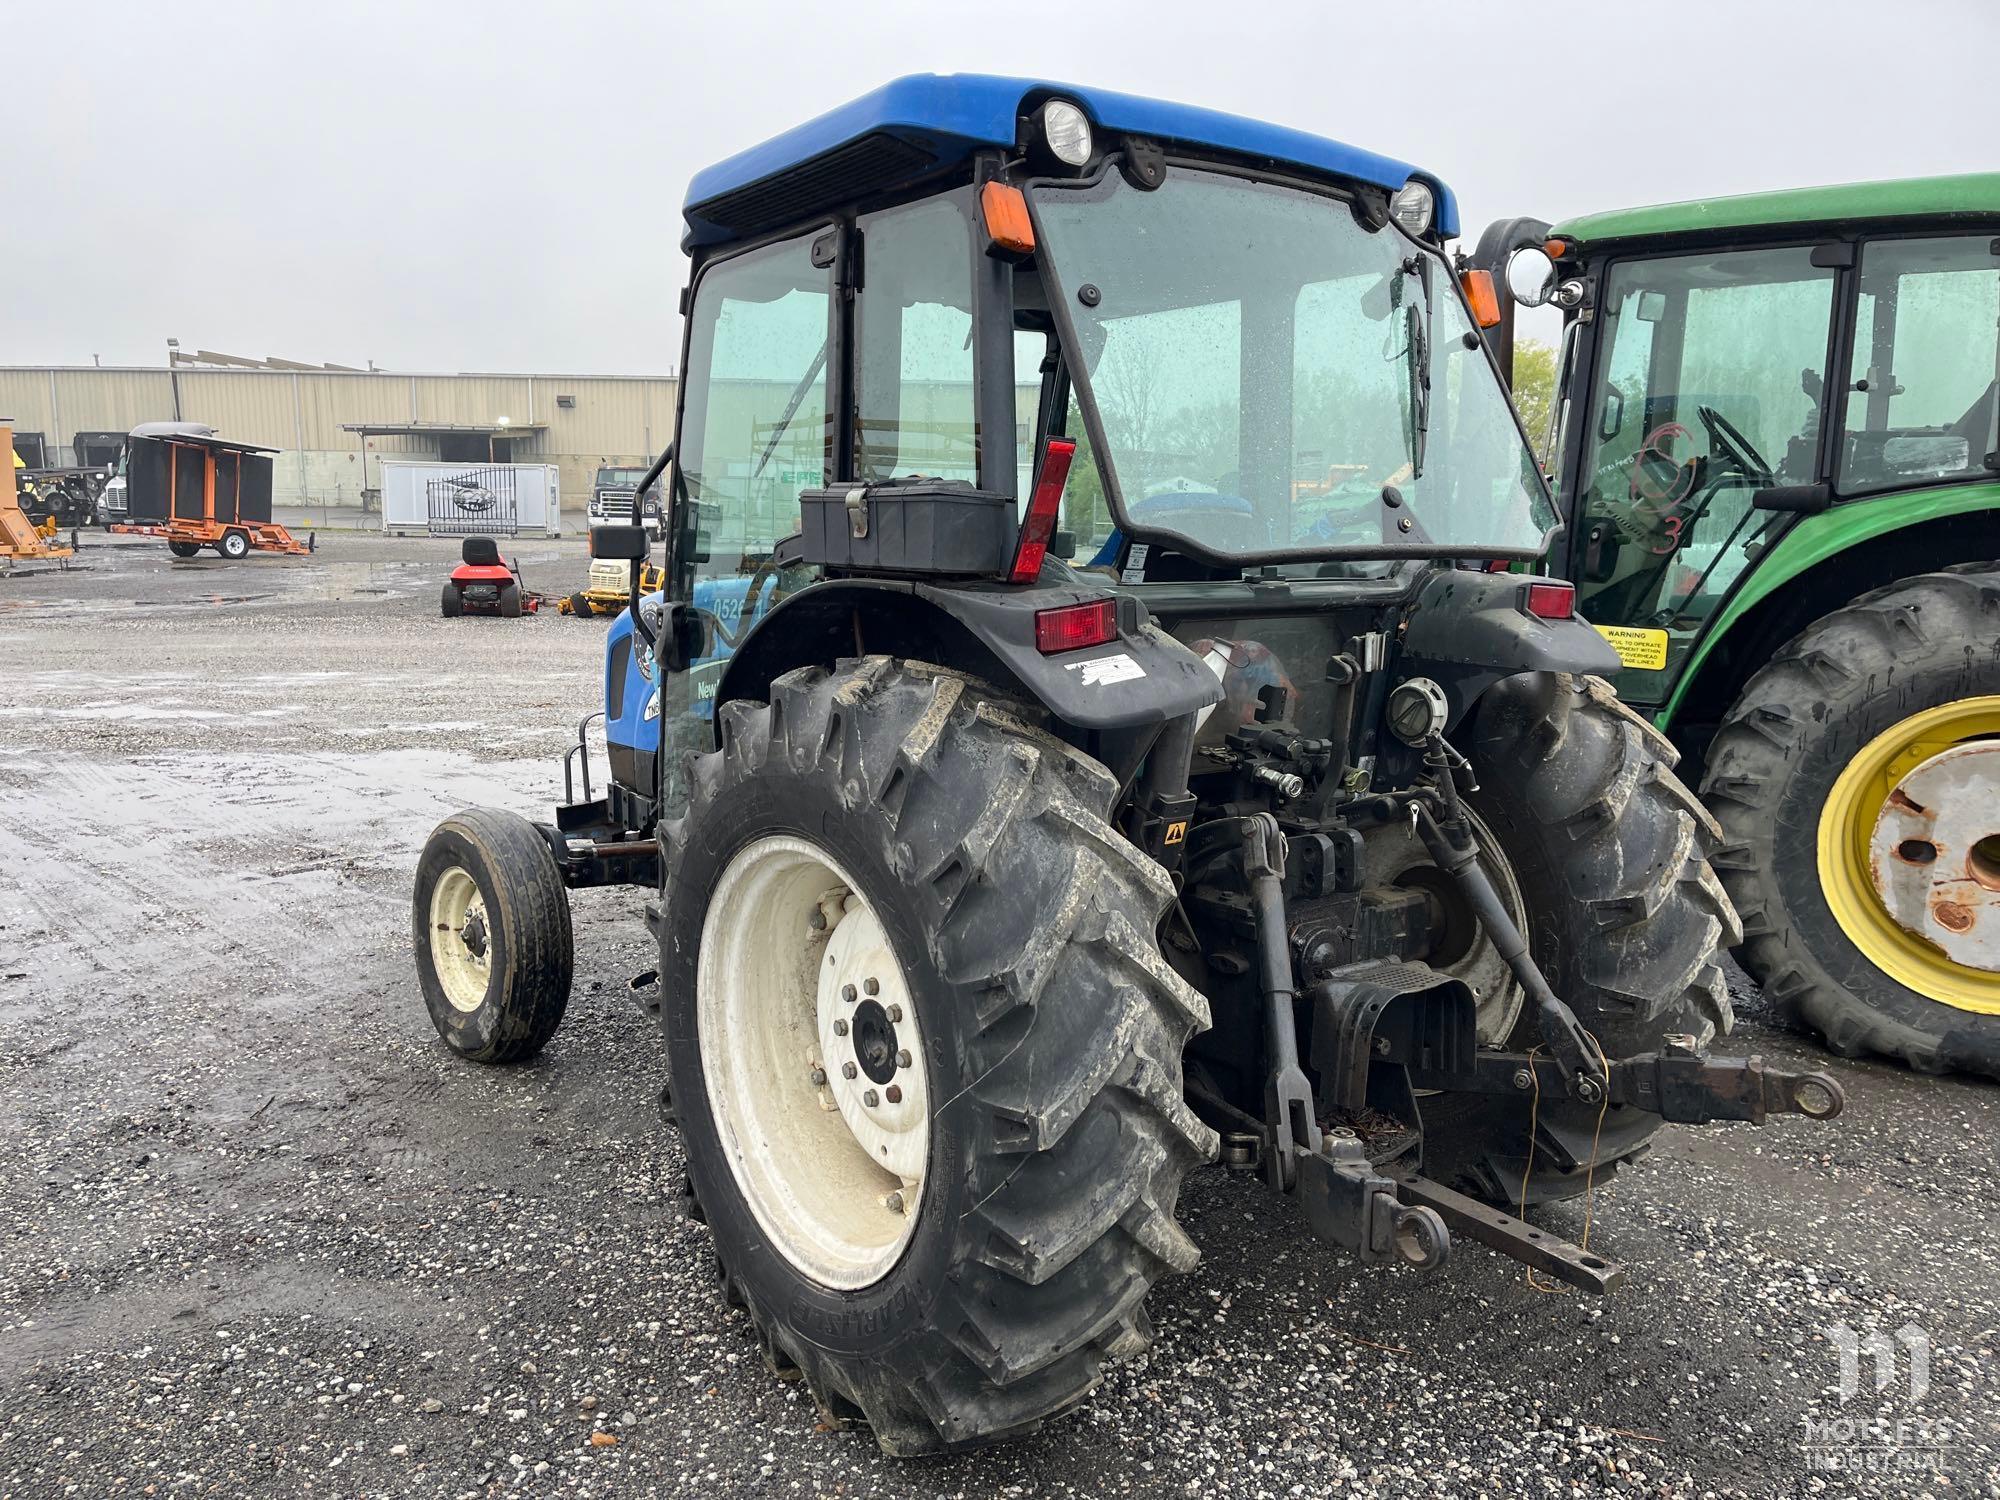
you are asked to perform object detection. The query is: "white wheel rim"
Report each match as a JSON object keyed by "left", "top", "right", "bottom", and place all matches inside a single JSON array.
[
  {"left": 697, "top": 834, "right": 928, "bottom": 1290},
  {"left": 428, "top": 866, "right": 493, "bottom": 1013}
]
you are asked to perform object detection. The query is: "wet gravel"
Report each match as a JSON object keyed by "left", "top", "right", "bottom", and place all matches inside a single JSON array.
[{"left": 2, "top": 532, "right": 1997, "bottom": 1497}]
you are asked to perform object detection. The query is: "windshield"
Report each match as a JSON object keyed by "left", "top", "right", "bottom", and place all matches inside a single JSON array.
[
  {"left": 598, "top": 468, "right": 649, "bottom": 487},
  {"left": 1030, "top": 166, "right": 1554, "bottom": 561}
]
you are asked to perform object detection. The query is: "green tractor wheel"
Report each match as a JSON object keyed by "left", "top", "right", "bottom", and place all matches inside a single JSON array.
[{"left": 1703, "top": 566, "right": 2000, "bottom": 1075}]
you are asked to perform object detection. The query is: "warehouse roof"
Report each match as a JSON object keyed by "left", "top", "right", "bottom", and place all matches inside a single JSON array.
[{"left": 682, "top": 73, "right": 1456, "bottom": 247}]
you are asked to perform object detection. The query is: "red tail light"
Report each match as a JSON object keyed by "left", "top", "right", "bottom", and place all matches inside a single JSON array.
[
  {"left": 1523, "top": 580, "right": 1575, "bottom": 619},
  {"left": 1034, "top": 598, "right": 1117, "bottom": 654},
  {"left": 1010, "top": 438, "right": 1076, "bottom": 584}
]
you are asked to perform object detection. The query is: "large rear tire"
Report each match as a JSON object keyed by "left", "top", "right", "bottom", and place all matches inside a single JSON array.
[
  {"left": 1421, "top": 673, "right": 1739, "bottom": 1207},
  {"left": 1702, "top": 567, "right": 2000, "bottom": 1076},
  {"left": 662, "top": 658, "right": 1217, "bottom": 1454}
]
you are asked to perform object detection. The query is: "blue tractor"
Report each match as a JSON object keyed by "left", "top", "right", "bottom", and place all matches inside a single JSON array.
[{"left": 412, "top": 76, "right": 1845, "bottom": 1454}]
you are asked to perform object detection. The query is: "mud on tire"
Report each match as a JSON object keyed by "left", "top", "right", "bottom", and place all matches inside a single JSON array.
[
  {"left": 1701, "top": 566, "right": 2000, "bottom": 1076},
  {"left": 660, "top": 657, "right": 1218, "bottom": 1455},
  {"left": 1422, "top": 672, "right": 1740, "bottom": 1207}
]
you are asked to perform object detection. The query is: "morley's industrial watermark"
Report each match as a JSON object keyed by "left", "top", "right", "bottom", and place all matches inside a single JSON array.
[{"left": 1800, "top": 1321, "right": 1947, "bottom": 1476}]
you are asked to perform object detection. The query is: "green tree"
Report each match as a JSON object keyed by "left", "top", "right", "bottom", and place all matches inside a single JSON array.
[{"left": 1511, "top": 337, "right": 1558, "bottom": 459}]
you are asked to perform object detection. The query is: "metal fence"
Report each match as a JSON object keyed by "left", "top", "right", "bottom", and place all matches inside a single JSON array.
[{"left": 424, "top": 466, "right": 520, "bottom": 536}]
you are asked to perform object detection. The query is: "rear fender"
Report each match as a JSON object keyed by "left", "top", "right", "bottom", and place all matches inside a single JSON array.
[
  {"left": 1396, "top": 570, "right": 1619, "bottom": 729},
  {"left": 711, "top": 577, "right": 1221, "bottom": 772}
]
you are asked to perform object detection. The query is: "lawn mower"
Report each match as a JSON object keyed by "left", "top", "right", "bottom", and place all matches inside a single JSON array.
[{"left": 441, "top": 536, "right": 543, "bottom": 617}]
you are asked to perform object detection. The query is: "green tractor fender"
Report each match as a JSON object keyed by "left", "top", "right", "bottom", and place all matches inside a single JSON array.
[{"left": 1659, "top": 481, "right": 2000, "bottom": 741}]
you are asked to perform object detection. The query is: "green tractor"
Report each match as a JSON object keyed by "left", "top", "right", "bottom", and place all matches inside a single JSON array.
[
  {"left": 415, "top": 77, "right": 1844, "bottom": 1454},
  {"left": 1479, "top": 177, "right": 2000, "bottom": 1077}
]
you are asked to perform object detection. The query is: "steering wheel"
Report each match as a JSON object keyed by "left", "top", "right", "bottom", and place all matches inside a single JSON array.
[{"left": 1695, "top": 404, "right": 1774, "bottom": 484}]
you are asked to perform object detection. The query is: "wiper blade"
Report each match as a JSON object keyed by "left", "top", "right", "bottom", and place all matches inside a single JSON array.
[
  {"left": 753, "top": 338, "right": 829, "bottom": 478},
  {"left": 1407, "top": 301, "right": 1431, "bottom": 480}
]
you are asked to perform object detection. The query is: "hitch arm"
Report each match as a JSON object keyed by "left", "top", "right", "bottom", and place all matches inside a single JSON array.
[
  {"left": 1242, "top": 814, "right": 1321, "bottom": 1188},
  {"left": 1411, "top": 801, "right": 1605, "bottom": 1094},
  {"left": 1404, "top": 1043, "right": 1846, "bottom": 1125}
]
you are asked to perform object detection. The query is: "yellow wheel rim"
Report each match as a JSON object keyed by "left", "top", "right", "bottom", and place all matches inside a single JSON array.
[{"left": 1817, "top": 696, "right": 2000, "bottom": 1014}]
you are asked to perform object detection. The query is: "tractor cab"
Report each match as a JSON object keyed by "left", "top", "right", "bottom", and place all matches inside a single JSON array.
[
  {"left": 415, "top": 78, "right": 1846, "bottom": 1457},
  {"left": 1482, "top": 176, "right": 2000, "bottom": 1079}
]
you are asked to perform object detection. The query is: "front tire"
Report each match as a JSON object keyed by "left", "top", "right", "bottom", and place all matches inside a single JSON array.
[
  {"left": 412, "top": 809, "right": 572, "bottom": 1062},
  {"left": 218, "top": 529, "right": 250, "bottom": 560},
  {"left": 1421, "top": 672, "right": 1740, "bottom": 1207},
  {"left": 663, "top": 658, "right": 1217, "bottom": 1454},
  {"left": 1703, "top": 567, "right": 2000, "bottom": 1076}
]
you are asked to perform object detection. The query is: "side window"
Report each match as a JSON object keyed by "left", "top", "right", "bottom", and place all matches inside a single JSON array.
[
  {"left": 677, "top": 231, "right": 832, "bottom": 594},
  {"left": 853, "top": 197, "right": 978, "bottom": 484},
  {"left": 1842, "top": 236, "right": 2000, "bottom": 491}
]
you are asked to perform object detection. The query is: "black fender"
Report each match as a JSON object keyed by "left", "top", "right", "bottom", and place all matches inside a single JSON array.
[
  {"left": 712, "top": 571, "right": 1221, "bottom": 740},
  {"left": 1395, "top": 570, "right": 1619, "bottom": 730}
]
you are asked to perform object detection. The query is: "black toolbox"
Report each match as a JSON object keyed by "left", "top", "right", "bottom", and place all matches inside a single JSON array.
[{"left": 798, "top": 479, "right": 1015, "bottom": 576}]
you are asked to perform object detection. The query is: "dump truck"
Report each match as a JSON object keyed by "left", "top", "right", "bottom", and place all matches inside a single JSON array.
[
  {"left": 414, "top": 76, "right": 1844, "bottom": 1454},
  {"left": 1482, "top": 177, "right": 2000, "bottom": 1078}
]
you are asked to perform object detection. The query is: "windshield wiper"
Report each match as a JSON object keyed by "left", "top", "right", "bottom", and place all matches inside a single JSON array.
[
  {"left": 753, "top": 338, "right": 830, "bottom": 478},
  {"left": 1399, "top": 257, "right": 1432, "bottom": 481}
]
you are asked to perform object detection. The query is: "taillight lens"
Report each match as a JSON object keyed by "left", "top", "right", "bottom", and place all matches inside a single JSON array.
[
  {"left": 1010, "top": 438, "right": 1076, "bottom": 584},
  {"left": 1523, "top": 580, "right": 1575, "bottom": 619},
  {"left": 1034, "top": 598, "right": 1116, "bottom": 654}
]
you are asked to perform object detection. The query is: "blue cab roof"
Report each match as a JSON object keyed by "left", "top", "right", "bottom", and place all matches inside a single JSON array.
[{"left": 682, "top": 73, "right": 1457, "bottom": 248}]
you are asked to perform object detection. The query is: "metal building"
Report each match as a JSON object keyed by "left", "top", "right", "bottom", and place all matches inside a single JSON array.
[{"left": 0, "top": 364, "right": 680, "bottom": 518}]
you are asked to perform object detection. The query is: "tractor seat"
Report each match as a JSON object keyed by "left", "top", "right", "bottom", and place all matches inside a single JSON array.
[{"left": 461, "top": 536, "right": 502, "bottom": 567}]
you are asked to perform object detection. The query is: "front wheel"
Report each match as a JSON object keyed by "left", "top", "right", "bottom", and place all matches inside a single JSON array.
[
  {"left": 412, "top": 809, "right": 572, "bottom": 1062},
  {"left": 218, "top": 529, "right": 250, "bottom": 560},
  {"left": 1703, "top": 566, "right": 2000, "bottom": 1076},
  {"left": 1420, "top": 672, "right": 1739, "bottom": 1207},
  {"left": 663, "top": 658, "right": 1216, "bottom": 1454}
]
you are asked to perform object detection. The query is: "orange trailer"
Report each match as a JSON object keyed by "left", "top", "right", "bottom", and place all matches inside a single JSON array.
[{"left": 107, "top": 428, "right": 311, "bottom": 558}]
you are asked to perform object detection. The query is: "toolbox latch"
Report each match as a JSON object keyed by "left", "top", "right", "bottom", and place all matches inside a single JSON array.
[{"left": 845, "top": 486, "right": 870, "bottom": 539}]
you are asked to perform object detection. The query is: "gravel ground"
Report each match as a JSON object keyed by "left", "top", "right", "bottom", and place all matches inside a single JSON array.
[{"left": 2, "top": 532, "right": 1996, "bottom": 1499}]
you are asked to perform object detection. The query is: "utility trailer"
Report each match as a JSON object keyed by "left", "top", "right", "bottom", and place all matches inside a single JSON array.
[
  {"left": 413, "top": 76, "right": 1845, "bottom": 1455},
  {"left": 107, "top": 426, "right": 310, "bottom": 558}
]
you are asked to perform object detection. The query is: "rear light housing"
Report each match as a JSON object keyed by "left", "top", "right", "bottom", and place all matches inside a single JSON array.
[
  {"left": 1521, "top": 580, "right": 1575, "bottom": 619},
  {"left": 1009, "top": 438, "right": 1076, "bottom": 584},
  {"left": 1034, "top": 598, "right": 1117, "bottom": 654}
]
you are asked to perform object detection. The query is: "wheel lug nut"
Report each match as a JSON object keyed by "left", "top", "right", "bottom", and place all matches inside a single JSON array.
[
  {"left": 841, "top": 1062, "right": 858, "bottom": 1080},
  {"left": 885, "top": 1190, "right": 905, "bottom": 1214},
  {"left": 862, "top": 1089, "right": 879, "bottom": 1108},
  {"left": 863, "top": 977, "right": 879, "bottom": 996},
  {"left": 886, "top": 1003, "right": 903, "bottom": 1023},
  {"left": 842, "top": 984, "right": 857, "bottom": 1003},
  {"left": 896, "top": 1049, "right": 911, "bottom": 1069},
  {"left": 832, "top": 1019, "right": 849, "bottom": 1036},
  {"left": 885, "top": 1084, "right": 902, "bottom": 1104},
  {"left": 809, "top": 1066, "right": 827, "bottom": 1087}
]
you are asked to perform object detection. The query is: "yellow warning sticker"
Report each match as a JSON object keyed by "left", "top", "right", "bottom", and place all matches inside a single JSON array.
[{"left": 1594, "top": 624, "right": 1670, "bottom": 671}]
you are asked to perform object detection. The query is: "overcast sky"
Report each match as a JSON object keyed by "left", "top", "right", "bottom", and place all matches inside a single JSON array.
[{"left": 4, "top": 0, "right": 1994, "bottom": 375}]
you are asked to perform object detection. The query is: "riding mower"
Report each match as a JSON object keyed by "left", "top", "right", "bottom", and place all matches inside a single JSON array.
[
  {"left": 441, "top": 536, "right": 541, "bottom": 618},
  {"left": 413, "top": 76, "right": 1845, "bottom": 1455}
]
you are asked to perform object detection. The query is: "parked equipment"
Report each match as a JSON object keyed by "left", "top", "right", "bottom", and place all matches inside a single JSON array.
[
  {"left": 588, "top": 465, "right": 664, "bottom": 534},
  {"left": 441, "top": 536, "right": 542, "bottom": 617},
  {"left": 557, "top": 556, "right": 665, "bottom": 617},
  {"left": 107, "top": 425, "right": 310, "bottom": 558},
  {"left": 2, "top": 424, "right": 75, "bottom": 567},
  {"left": 414, "top": 77, "right": 1844, "bottom": 1455},
  {"left": 1481, "top": 176, "right": 2000, "bottom": 1078},
  {"left": 15, "top": 467, "right": 106, "bottom": 527}
]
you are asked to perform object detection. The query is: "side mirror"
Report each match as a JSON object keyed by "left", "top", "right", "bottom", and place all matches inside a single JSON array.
[
  {"left": 1505, "top": 245, "right": 1558, "bottom": 308},
  {"left": 656, "top": 601, "right": 705, "bottom": 674},
  {"left": 590, "top": 524, "right": 649, "bottom": 561}
]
